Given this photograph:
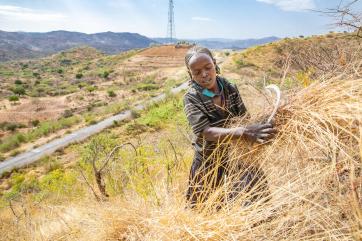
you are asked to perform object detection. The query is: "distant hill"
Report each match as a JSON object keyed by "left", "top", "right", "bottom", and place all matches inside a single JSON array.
[
  {"left": 0, "top": 30, "right": 158, "bottom": 62},
  {"left": 152, "top": 37, "right": 280, "bottom": 49},
  {"left": 0, "top": 30, "right": 279, "bottom": 62}
]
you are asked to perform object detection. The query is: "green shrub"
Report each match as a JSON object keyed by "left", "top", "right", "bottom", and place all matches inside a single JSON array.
[
  {"left": 63, "top": 109, "right": 74, "bottom": 118},
  {"left": 6, "top": 123, "right": 19, "bottom": 132},
  {"left": 3, "top": 172, "right": 26, "bottom": 200},
  {"left": 78, "top": 82, "right": 87, "bottom": 89},
  {"left": 31, "top": 119, "right": 40, "bottom": 127},
  {"left": 112, "top": 120, "right": 119, "bottom": 127},
  {"left": 76, "top": 73, "right": 83, "bottom": 79},
  {"left": 8, "top": 95, "right": 19, "bottom": 102},
  {"left": 27, "top": 116, "right": 80, "bottom": 139},
  {"left": 39, "top": 169, "right": 77, "bottom": 194},
  {"left": 14, "top": 79, "right": 23, "bottom": 85},
  {"left": 12, "top": 85, "right": 25, "bottom": 95},
  {"left": 0, "top": 133, "right": 26, "bottom": 153},
  {"left": 89, "top": 119, "right": 97, "bottom": 125},
  {"left": 0, "top": 116, "right": 81, "bottom": 154},
  {"left": 107, "top": 90, "right": 117, "bottom": 97},
  {"left": 86, "top": 85, "right": 96, "bottom": 93},
  {"left": 136, "top": 83, "right": 159, "bottom": 91},
  {"left": 234, "top": 59, "right": 256, "bottom": 68},
  {"left": 60, "top": 59, "right": 72, "bottom": 65},
  {"left": 87, "top": 104, "right": 94, "bottom": 111},
  {"left": 0, "top": 122, "right": 26, "bottom": 131},
  {"left": 4, "top": 172, "right": 41, "bottom": 199},
  {"left": 99, "top": 70, "right": 110, "bottom": 79}
]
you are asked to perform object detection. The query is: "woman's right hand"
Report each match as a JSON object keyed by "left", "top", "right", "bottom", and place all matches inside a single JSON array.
[{"left": 243, "top": 123, "right": 277, "bottom": 143}]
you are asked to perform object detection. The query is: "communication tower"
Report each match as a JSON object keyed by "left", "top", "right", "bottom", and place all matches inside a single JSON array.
[{"left": 167, "top": 0, "right": 175, "bottom": 43}]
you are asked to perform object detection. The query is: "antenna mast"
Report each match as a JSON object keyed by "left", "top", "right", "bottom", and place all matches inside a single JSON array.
[{"left": 167, "top": 0, "right": 175, "bottom": 44}]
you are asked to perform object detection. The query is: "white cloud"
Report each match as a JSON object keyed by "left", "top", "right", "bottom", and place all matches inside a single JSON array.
[
  {"left": 0, "top": 5, "right": 67, "bottom": 22},
  {"left": 0, "top": 2, "right": 158, "bottom": 35},
  {"left": 192, "top": 16, "right": 213, "bottom": 22},
  {"left": 256, "top": 0, "right": 316, "bottom": 12}
]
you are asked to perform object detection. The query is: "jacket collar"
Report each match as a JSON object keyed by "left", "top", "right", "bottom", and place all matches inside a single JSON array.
[{"left": 191, "top": 76, "right": 224, "bottom": 98}]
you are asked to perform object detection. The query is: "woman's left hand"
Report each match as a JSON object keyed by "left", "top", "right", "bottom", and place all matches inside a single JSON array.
[{"left": 242, "top": 123, "right": 277, "bottom": 143}]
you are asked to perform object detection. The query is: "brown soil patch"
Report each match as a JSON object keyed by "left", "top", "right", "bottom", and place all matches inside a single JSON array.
[
  {"left": 0, "top": 87, "right": 131, "bottom": 125},
  {"left": 139, "top": 45, "right": 191, "bottom": 57},
  {"left": 0, "top": 96, "right": 70, "bottom": 123},
  {"left": 122, "top": 45, "right": 191, "bottom": 72}
]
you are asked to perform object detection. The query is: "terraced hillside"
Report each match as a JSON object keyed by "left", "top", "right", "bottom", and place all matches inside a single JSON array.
[{"left": 0, "top": 45, "right": 191, "bottom": 159}]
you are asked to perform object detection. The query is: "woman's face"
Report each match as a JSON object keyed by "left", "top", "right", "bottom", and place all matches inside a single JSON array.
[{"left": 188, "top": 53, "right": 217, "bottom": 90}]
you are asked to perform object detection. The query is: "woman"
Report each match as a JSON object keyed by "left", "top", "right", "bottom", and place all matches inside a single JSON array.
[{"left": 183, "top": 46, "right": 276, "bottom": 207}]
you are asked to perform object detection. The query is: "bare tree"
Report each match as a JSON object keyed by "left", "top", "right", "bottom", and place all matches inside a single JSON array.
[
  {"left": 80, "top": 135, "right": 137, "bottom": 200},
  {"left": 323, "top": 0, "right": 362, "bottom": 37}
]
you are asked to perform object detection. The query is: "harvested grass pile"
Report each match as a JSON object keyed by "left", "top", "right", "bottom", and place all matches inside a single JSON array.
[
  {"left": 101, "top": 77, "right": 362, "bottom": 240},
  {"left": 225, "top": 76, "right": 362, "bottom": 239}
]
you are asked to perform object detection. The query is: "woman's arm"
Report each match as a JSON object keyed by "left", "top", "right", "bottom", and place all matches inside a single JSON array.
[{"left": 202, "top": 123, "right": 276, "bottom": 143}]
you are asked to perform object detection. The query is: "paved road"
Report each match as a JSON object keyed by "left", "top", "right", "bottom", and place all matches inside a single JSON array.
[{"left": 0, "top": 82, "right": 189, "bottom": 175}]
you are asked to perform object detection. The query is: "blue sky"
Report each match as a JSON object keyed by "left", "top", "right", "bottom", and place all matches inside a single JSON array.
[{"left": 0, "top": 0, "right": 361, "bottom": 39}]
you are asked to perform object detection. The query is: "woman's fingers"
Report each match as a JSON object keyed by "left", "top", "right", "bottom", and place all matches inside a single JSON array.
[
  {"left": 257, "top": 133, "right": 271, "bottom": 138},
  {"left": 259, "top": 123, "right": 273, "bottom": 129},
  {"left": 256, "top": 138, "right": 265, "bottom": 144},
  {"left": 260, "top": 128, "right": 277, "bottom": 134},
  {"left": 244, "top": 123, "right": 277, "bottom": 143}
]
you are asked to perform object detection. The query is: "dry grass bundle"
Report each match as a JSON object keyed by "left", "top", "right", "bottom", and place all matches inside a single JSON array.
[
  {"left": 224, "top": 76, "right": 362, "bottom": 240},
  {"left": 116, "top": 77, "right": 361, "bottom": 240}
]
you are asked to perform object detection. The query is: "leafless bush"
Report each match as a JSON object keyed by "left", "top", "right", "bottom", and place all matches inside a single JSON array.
[
  {"left": 274, "top": 38, "right": 362, "bottom": 80},
  {"left": 322, "top": 0, "right": 362, "bottom": 37}
]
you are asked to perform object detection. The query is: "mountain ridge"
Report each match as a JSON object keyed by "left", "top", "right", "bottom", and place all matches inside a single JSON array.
[
  {"left": 0, "top": 30, "right": 158, "bottom": 62},
  {"left": 0, "top": 30, "right": 279, "bottom": 62}
]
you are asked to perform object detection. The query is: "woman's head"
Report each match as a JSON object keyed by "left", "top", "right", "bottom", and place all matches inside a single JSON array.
[{"left": 185, "top": 46, "right": 220, "bottom": 90}]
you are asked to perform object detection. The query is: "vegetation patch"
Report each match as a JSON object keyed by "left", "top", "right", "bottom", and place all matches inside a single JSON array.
[{"left": 0, "top": 116, "right": 81, "bottom": 154}]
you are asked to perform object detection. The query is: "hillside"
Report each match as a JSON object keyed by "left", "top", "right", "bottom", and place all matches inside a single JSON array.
[
  {"left": 0, "top": 44, "right": 191, "bottom": 160},
  {"left": 0, "top": 30, "right": 158, "bottom": 62},
  {"left": 225, "top": 32, "right": 362, "bottom": 87},
  {"left": 0, "top": 33, "right": 361, "bottom": 240}
]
